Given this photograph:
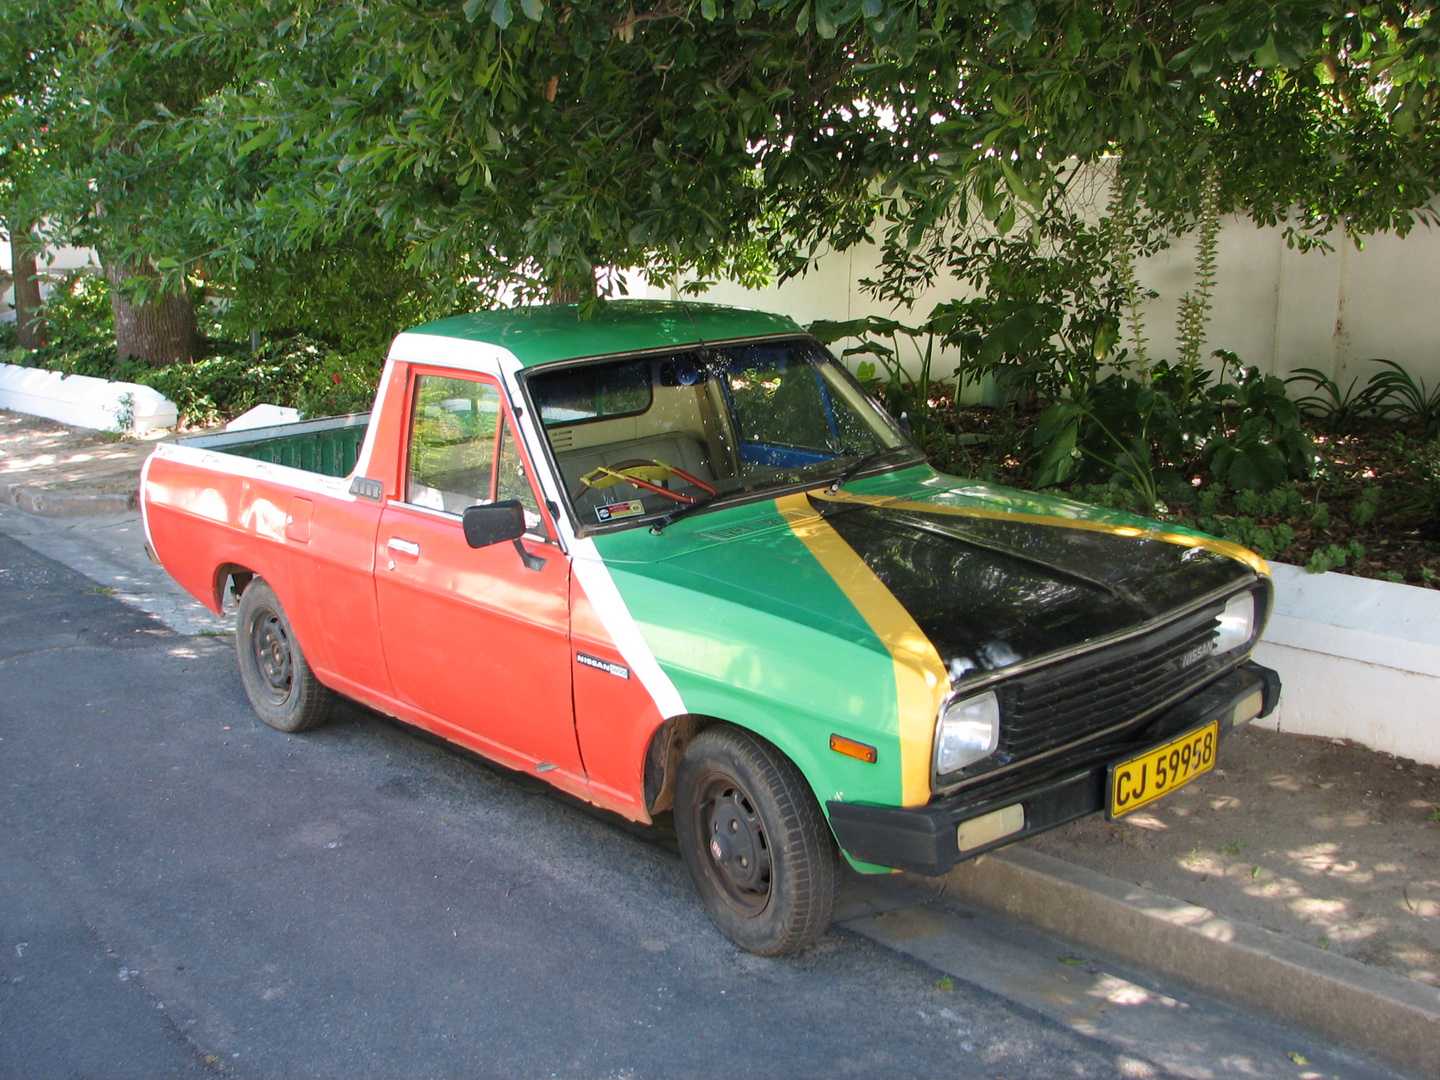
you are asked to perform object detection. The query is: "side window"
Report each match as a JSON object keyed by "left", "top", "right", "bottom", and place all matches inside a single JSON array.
[
  {"left": 495, "top": 419, "right": 543, "bottom": 531},
  {"left": 406, "top": 375, "right": 502, "bottom": 513}
]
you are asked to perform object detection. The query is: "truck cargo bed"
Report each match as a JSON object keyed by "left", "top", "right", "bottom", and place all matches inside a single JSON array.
[{"left": 176, "top": 413, "right": 370, "bottom": 478}]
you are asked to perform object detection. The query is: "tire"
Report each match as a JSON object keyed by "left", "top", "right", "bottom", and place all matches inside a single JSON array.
[
  {"left": 234, "top": 579, "right": 335, "bottom": 733},
  {"left": 674, "top": 725, "right": 839, "bottom": 956}
]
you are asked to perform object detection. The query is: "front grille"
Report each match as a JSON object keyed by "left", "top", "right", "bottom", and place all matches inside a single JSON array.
[{"left": 994, "top": 607, "right": 1223, "bottom": 763}]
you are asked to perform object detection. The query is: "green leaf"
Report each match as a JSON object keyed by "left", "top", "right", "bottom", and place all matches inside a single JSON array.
[
  {"left": 998, "top": 159, "right": 1041, "bottom": 210},
  {"left": 520, "top": 0, "right": 544, "bottom": 21},
  {"left": 807, "top": 317, "right": 871, "bottom": 343},
  {"left": 1254, "top": 34, "right": 1280, "bottom": 69},
  {"left": 1215, "top": 441, "right": 1287, "bottom": 491},
  {"left": 1092, "top": 321, "right": 1119, "bottom": 361},
  {"left": 701, "top": 0, "right": 718, "bottom": 20},
  {"left": 814, "top": 0, "right": 837, "bottom": 38},
  {"left": 1032, "top": 416, "right": 1079, "bottom": 487},
  {"left": 1003, "top": 2, "right": 1037, "bottom": 38},
  {"left": 486, "top": 0, "right": 511, "bottom": 29}
]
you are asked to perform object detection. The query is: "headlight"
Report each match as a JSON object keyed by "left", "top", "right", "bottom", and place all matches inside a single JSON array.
[
  {"left": 935, "top": 691, "right": 1000, "bottom": 776},
  {"left": 1214, "top": 591, "right": 1257, "bottom": 654}
]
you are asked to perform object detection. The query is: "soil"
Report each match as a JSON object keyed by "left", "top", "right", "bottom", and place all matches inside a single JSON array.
[
  {"left": 0, "top": 411, "right": 156, "bottom": 497},
  {"left": 1026, "top": 724, "right": 1440, "bottom": 988}
]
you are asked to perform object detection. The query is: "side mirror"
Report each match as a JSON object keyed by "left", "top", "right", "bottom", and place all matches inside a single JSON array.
[{"left": 462, "top": 500, "right": 526, "bottom": 549}]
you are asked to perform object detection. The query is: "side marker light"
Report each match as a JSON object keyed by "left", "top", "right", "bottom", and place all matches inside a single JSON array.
[
  {"left": 957, "top": 804, "right": 1025, "bottom": 853},
  {"left": 1232, "top": 689, "right": 1265, "bottom": 727},
  {"left": 830, "top": 734, "right": 878, "bottom": 764}
]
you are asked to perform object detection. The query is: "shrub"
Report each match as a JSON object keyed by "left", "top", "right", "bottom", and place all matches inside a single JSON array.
[{"left": 295, "top": 350, "right": 384, "bottom": 418}]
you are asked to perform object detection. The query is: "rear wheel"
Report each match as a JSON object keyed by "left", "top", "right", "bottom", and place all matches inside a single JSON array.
[
  {"left": 674, "top": 725, "right": 839, "bottom": 956},
  {"left": 235, "top": 579, "right": 334, "bottom": 733}
]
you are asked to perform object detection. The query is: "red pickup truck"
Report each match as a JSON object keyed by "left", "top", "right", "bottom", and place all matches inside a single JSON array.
[{"left": 142, "top": 301, "right": 1278, "bottom": 955}]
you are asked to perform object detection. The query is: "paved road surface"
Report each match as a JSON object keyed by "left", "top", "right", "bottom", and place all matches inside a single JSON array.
[
  {"left": 0, "top": 534, "right": 1147, "bottom": 1078},
  {"left": 0, "top": 529, "right": 1405, "bottom": 1078}
]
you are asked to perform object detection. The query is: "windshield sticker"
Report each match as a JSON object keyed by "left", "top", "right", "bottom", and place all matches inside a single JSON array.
[
  {"left": 596, "top": 500, "right": 646, "bottom": 523},
  {"left": 576, "top": 652, "right": 631, "bottom": 679}
]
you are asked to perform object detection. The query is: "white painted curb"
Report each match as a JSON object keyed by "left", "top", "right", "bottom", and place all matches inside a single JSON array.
[
  {"left": 1255, "top": 562, "right": 1440, "bottom": 765},
  {"left": 0, "top": 362, "right": 177, "bottom": 433},
  {"left": 226, "top": 403, "right": 300, "bottom": 431}
]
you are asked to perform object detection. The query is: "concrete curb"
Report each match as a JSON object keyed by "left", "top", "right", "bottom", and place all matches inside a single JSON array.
[
  {"left": 4, "top": 483, "right": 138, "bottom": 517},
  {"left": 944, "top": 846, "right": 1440, "bottom": 1076}
]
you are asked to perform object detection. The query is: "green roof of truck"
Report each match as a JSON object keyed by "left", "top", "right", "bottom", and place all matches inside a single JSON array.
[{"left": 405, "top": 300, "right": 802, "bottom": 367}]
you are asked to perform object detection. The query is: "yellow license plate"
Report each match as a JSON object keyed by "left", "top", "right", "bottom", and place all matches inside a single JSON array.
[{"left": 1108, "top": 721, "right": 1218, "bottom": 819}]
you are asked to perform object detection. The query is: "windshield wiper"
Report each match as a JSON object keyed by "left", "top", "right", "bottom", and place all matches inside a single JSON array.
[
  {"left": 825, "top": 448, "right": 891, "bottom": 495},
  {"left": 648, "top": 491, "right": 723, "bottom": 535}
]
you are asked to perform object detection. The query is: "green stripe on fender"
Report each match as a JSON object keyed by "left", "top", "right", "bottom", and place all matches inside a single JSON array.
[
  {"left": 774, "top": 492, "right": 946, "bottom": 807},
  {"left": 590, "top": 499, "right": 911, "bottom": 813}
]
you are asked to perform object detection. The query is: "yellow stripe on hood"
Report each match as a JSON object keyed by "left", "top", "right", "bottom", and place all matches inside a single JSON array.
[
  {"left": 809, "top": 489, "right": 1270, "bottom": 577},
  {"left": 776, "top": 493, "right": 948, "bottom": 808}
]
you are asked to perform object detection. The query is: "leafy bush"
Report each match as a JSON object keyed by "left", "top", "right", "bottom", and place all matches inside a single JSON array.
[
  {"left": 1365, "top": 358, "right": 1440, "bottom": 436},
  {"left": 1200, "top": 357, "right": 1312, "bottom": 491},
  {"left": 133, "top": 336, "right": 348, "bottom": 426},
  {"left": 1027, "top": 352, "right": 1314, "bottom": 502},
  {"left": 295, "top": 350, "right": 384, "bottom": 418},
  {"left": 1285, "top": 366, "right": 1388, "bottom": 429},
  {"left": 28, "top": 271, "right": 117, "bottom": 375}
]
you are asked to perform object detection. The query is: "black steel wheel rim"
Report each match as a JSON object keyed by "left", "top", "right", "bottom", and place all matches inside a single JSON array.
[
  {"left": 251, "top": 609, "right": 294, "bottom": 704},
  {"left": 693, "top": 773, "right": 772, "bottom": 915}
]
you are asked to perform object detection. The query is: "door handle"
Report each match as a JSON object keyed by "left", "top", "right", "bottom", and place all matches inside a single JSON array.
[{"left": 387, "top": 537, "right": 420, "bottom": 557}]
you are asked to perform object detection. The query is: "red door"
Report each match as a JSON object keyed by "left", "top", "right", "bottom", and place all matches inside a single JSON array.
[{"left": 374, "top": 370, "right": 580, "bottom": 775}]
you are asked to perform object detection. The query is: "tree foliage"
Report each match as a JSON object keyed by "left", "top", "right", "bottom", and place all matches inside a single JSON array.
[{"left": 2, "top": 1, "right": 1439, "bottom": 341}]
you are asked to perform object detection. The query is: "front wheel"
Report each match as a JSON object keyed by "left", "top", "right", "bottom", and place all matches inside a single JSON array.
[
  {"left": 674, "top": 725, "right": 839, "bottom": 956},
  {"left": 234, "top": 579, "right": 335, "bottom": 733}
]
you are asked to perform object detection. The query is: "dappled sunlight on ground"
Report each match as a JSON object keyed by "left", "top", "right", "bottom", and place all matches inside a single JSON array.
[
  {"left": 1123, "top": 812, "right": 1168, "bottom": 831},
  {"left": 1026, "top": 725, "right": 1440, "bottom": 988},
  {"left": 1, "top": 411, "right": 150, "bottom": 493}
]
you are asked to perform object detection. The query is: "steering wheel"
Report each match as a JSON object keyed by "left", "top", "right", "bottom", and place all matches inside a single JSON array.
[{"left": 572, "top": 458, "right": 719, "bottom": 505}]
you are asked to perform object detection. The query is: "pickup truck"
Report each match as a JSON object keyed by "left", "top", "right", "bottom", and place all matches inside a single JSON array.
[{"left": 142, "top": 300, "right": 1280, "bottom": 955}]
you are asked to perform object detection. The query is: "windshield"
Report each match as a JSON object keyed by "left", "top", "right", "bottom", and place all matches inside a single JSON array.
[{"left": 525, "top": 336, "right": 917, "bottom": 531}]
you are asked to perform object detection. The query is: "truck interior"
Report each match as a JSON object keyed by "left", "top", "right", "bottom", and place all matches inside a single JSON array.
[{"left": 526, "top": 337, "right": 907, "bottom": 527}]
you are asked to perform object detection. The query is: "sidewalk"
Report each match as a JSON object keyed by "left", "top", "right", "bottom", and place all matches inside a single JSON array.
[
  {"left": 4, "top": 407, "right": 1438, "bottom": 1074},
  {"left": 1, "top": 410, "right": 157, "bottom": 515}
]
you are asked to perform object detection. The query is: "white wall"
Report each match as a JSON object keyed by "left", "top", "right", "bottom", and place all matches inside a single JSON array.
[{"left": 627, "top": 214, "right": 1440, "bottom": 391}]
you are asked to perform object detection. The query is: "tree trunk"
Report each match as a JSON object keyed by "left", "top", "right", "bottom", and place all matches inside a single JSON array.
[
  {"left": 547, "top": 266, "right": 598, "bottom": 305},
  {"left": 9, "top": 220, "right": 46, "bottom": 349},
  {"left": 103, "top": 257, "right": 199, "bottom": 366}
]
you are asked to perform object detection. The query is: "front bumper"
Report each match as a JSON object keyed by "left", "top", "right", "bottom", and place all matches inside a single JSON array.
[{"left": 827, "top": 660, "right": 1281, "bottom": 876}]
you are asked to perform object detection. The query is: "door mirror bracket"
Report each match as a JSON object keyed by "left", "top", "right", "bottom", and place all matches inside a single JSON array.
[{"left": 512, "top": 538, "right": 547, "bottom": 572}]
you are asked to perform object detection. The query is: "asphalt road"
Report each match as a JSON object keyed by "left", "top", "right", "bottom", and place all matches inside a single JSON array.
[{"left": 0, "top": 533, "right": 1154, "bottom": 1079}]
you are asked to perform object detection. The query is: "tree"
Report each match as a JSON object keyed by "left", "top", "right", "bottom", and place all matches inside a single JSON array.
[
  {"left": 9, "top": 2, "right": 1437, "bottom": 344},
  {"left": 1, "top": 0, "right": 244, "bottom": 364},
  {"left": 150, "top": 2, "right": 1437, "bottom": 308},
  {"left": 0, "top": 1, "right": 66, "bottom": 349}
]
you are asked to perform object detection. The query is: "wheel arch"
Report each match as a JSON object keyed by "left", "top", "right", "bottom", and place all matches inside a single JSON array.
[
  {"left": 638, "top": 680, "right": 909, "bottom": 828},
  {"left": 641, "top": 712, "right": 844, "bottom": 846},
  {"left": 213, "top": 562, "right": 256, "bottom": 611}
]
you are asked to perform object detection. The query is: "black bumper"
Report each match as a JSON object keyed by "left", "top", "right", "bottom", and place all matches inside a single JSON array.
[{"left": 827, "top": 661, "right": 1281, "bottom": 876}]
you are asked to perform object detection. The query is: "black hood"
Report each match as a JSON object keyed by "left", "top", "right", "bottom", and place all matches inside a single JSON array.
[{"left": 812, "top": 496, "right": 1258, "bottom": 681}]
